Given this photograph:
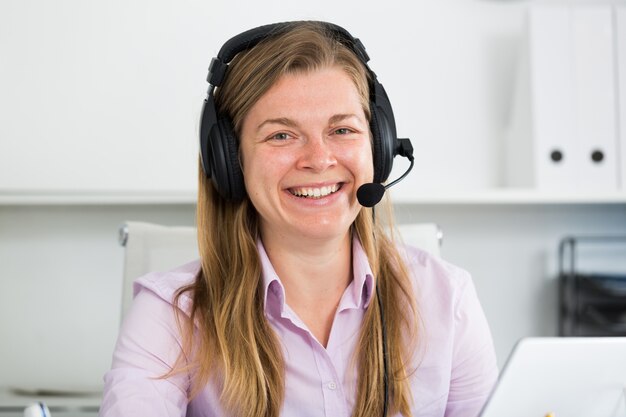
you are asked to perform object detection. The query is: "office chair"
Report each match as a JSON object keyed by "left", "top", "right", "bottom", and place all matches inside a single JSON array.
[
  {"left": 118, "top": 222, "right": 198, "bottom": 320},
  {"left": 118, "top": 221, "right": 442, "bottom": 320}
]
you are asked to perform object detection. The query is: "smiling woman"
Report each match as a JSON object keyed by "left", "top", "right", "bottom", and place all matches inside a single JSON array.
[{"left": 100, "top": 21, "right": 498, "bottom": 417}]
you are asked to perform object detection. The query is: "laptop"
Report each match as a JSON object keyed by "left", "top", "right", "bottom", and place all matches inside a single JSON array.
[{"left": 480, "top": 337, "right": 626, "bottom": 417}]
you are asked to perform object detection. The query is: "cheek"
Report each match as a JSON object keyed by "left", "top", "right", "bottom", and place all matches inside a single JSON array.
[
  {"left": 364, "top": 149, "right": 375, "bottom": 179},
  {"left": 242, "top": 159, "right": 266, "bottom": 197},
  {"left": 240, "top": 146, "right": 260, "bottom": 196},
  {"left": 241, "top": 149, "right": 289, "bottom": 194},
  {"left": 349, "top": 143, "right": 375, "bottom": 181}
]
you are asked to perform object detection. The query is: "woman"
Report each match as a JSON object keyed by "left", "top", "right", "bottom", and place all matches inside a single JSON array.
[{"left": 100, "top": 21, "right": 497, "bottom": 417}]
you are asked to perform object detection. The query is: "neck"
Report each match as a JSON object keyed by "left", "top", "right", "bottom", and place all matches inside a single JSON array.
[
  {"left": 261, "top": 229, "right": 353, "bottom": 297},
  {"left": 260, "top": 228, "right": 353, "bottom": 346}
]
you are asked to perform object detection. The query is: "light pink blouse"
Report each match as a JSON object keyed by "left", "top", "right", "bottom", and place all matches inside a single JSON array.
[{"left": 100, "top": 239, "right": 498, "bottom": 417}]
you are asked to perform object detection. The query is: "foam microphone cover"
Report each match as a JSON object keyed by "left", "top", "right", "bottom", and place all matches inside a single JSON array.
[{"left": 357, "top": 183, "right": 386, "bottom": 207}]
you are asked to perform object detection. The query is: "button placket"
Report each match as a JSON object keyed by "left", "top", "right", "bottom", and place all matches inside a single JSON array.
[{"left": 309, "top": 336, "right": 347, "bottom": 416}]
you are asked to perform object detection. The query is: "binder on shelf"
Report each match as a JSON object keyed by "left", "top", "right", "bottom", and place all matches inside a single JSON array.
[
  {"left": 529, "top": 4, "right": 578, "bottom": 190},
  {"left": 571, "top": 5, "right": 618, "bottom": 190},
  {"left": 505, "top": 3, "right": 620, "bottom": 191}
]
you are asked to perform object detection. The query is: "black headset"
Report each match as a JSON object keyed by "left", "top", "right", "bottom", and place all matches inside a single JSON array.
[{"left": 199, "top": 21, "right": 403, "bottom": 202}]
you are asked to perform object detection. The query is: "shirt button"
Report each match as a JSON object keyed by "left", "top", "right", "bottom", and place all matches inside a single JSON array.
[{"left": 327, "top": 382, "right": 337, "bottom": 390}]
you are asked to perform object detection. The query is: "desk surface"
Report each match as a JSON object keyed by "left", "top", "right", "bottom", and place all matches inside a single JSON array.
[{"left": 0, "top": 388, "right": 100, "bottom": 417}]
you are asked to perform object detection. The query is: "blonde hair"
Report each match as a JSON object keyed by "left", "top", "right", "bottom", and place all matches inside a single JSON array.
[{"left": 172, "top": 22, "right": 418, "bottom": 417}]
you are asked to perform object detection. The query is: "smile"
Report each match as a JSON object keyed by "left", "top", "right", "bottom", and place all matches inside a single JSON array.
[{"left": 288, "top": 183, "right": 342, "bottom": 199}]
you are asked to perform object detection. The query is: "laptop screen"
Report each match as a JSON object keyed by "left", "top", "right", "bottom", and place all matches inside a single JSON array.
[{"left": 479, "top": 337, "right": 626, "bottom": 417}]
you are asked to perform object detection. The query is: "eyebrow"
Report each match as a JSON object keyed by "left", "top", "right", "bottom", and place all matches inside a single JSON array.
[
  {"left": 256, "top": 114, "right": 363, "bottom": 132},
  {"left": 328, "top": 113, "right": 362, "bottom": 125},
  {"left": 256, "top": 117, "right": 299, "bottom": 132}
]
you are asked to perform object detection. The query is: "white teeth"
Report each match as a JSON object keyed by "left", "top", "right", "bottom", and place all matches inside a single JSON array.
[{"left": 290, "top": 184, "right": 340, "bottom": 198}]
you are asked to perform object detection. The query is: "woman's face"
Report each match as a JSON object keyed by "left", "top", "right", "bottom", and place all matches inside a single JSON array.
[{"left": 239, "top": 66, "right": 373, "bottom": 243}]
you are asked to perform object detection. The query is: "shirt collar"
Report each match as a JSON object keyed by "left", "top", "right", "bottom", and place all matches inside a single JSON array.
[
  {"left": 258, "top": 239, "right": 287, "bottom": 319},
  {"left": 258, "top": 236, "right": 375, "bottom": 318},
  {"left": 348, "top": 237, "right": 375, "bottom": 309}
]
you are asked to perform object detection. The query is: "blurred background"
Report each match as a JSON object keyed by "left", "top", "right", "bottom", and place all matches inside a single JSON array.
[{"left": 1, "top": 0, "right": 625, "bottom": 400}]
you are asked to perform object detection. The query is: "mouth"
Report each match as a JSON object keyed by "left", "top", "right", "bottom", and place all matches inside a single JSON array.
[{"left": 288, "top": 183, "right": 343, "bottom": 199}]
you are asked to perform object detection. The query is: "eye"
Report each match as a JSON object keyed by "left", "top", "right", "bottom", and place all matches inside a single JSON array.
[
  {"left": 333, "top": 128, "right": 353, "bottom": 135},
  {"left": 269, "top": 132, "right": 291, "bottom": 141}
]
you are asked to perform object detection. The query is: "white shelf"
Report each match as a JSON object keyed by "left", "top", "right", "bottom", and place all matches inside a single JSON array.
[
  {"left": 1, "top": 189, "right": 626, "bottom": 206},
  {"left": 0, "top": 190, "right": 197, "bottom": 205},
  {"left": 391, "top": 189, "right": 626, "bottom": 205}
]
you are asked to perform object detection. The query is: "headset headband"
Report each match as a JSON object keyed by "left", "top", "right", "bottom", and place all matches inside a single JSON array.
[{"left": 207, "top": 21, "right": 372, "bottom": 88}]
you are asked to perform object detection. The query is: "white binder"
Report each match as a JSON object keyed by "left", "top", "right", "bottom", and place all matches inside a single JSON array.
[
  {"left": 528, "top": 4, "right": 578, "bottom": 190},
  {"left": 506, "top": 3, "right": 620, "bottom": 191},
  {"left": 571, "top": 5, "right": 618, "bottom": 190}
]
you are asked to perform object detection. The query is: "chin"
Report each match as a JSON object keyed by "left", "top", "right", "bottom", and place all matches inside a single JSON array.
[{"left": 291, "top": 217, "right": 355, "bottom": 241}]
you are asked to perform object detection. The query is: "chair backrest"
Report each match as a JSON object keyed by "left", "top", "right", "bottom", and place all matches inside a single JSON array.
[
  {"left": 396, "top": 223, "right": 443, "bottom": 258},
  {"left": 118, "top": 221, "right": 442, "bottom": 320},
  {"left": 118, "top": 222, "right": 198, "bottom": 320}
]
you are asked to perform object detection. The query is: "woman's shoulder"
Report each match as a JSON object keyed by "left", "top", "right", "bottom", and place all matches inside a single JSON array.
[{"left": 132, "top": 259, "right": 201, "bottom": 315}]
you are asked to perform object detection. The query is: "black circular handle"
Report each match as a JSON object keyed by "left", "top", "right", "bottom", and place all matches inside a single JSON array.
[
  {"left": 590, "top": 149, "right": 604, "bottom": 163},
  {"left": 550, "top": 149, "right": 563, "bottom": 163}
]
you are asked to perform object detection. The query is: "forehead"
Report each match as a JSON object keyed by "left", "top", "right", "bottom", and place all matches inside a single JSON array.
[{"left": 244, "top": 67, "right": 366, "bottom": 124}]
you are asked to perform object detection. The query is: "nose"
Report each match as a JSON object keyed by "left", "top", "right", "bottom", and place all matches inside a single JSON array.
[{"left": 297, "top": 136, "right": 337, "bottom": 172}]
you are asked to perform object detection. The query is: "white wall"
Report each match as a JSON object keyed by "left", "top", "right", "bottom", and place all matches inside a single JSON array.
[
  {"left": 395, "top": 203, "right": 626, "bottom": 366},
  {"left": 0, "top": 0, "right": 525, "bottom": 193},
  {"left": 0, "top": 205, "right": 194, "bottom": 390}
]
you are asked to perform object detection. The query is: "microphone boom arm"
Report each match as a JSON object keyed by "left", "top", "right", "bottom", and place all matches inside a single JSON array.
[
  {"left": 385, "top": 156, "right": 414, "bottom": 190},
  {"left": 385, "top": 138, "right": 414, "bottom": 189}
]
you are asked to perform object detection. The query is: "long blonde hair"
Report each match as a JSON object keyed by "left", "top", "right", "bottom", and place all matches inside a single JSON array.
[{"left": 173, "top": 22, "right": 418, "bottom": 417}]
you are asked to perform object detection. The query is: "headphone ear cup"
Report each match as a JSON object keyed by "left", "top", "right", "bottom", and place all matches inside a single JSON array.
[
  {"left": 199, "top": 98, "right": 216, "bottom": 179},
  {"left": 210, "top": 117, "right": 245, "bottom": 201},
  {"left": 370, "top": 106, "right": 394, "bottom": 184}
]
